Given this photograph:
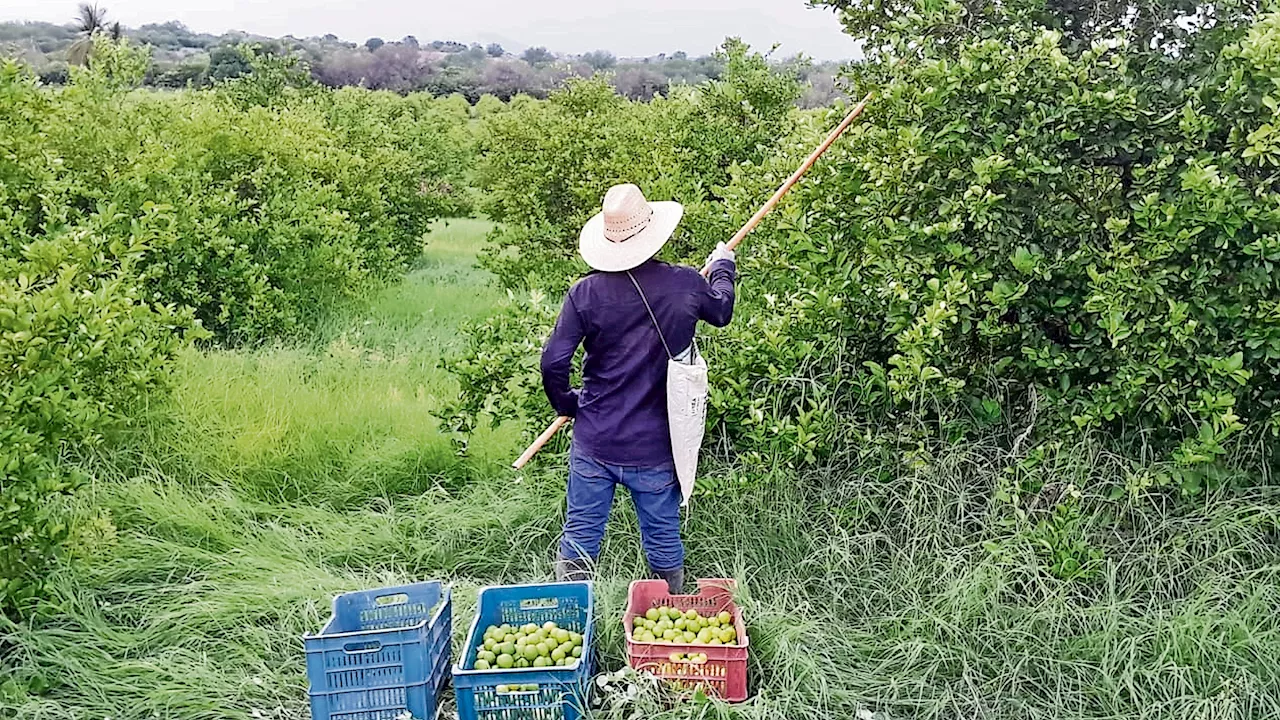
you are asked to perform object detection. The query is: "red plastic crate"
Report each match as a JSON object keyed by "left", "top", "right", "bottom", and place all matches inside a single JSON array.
[{"left": 623, "top": 578, "right": 749, "bottom": 702}]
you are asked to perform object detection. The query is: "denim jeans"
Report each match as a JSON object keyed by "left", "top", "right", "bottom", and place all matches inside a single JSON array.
[{"left": 559, "top": 451, "right": 684, "bottom": 572}]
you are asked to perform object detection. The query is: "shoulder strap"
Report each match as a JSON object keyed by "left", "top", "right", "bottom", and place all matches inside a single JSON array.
[{"left": 626, "top": 271, "right": 674, "bottom": 360}]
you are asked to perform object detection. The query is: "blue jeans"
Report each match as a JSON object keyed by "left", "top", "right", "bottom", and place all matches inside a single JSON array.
[{"left": 560, "top": 452, "right": 684, "bottom": 572}]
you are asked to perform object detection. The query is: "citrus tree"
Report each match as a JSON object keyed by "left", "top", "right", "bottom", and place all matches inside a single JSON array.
[{"left": 449, "top": 8, "right": 1280, "bottom": 487}]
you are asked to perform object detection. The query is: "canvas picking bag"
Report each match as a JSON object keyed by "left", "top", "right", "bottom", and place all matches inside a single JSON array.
[{"left": 627, "top": 272, "right": 708, "bottom": 507}]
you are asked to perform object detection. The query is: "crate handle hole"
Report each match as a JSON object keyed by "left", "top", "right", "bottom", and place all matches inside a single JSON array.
[
  {"left": 519, "top": 597, "right": 559, "bottom": 610},
  {"left": 374, "top": 592, "right": 409, "bottom": 606},
  {"left": 342, "top": 640, "right": 383, "bottom": 654}
]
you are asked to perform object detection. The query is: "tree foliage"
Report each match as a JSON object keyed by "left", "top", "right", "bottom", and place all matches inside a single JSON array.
[
  {"left": 451, "top": 6, "right": 1280, "bottom": 484},
  {"left": 0, "top": 40, "right": 473, "bottom": 612}
]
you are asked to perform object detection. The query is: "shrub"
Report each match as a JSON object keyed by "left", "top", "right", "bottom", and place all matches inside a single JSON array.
[
  {"left": 1, "top": 62, "right": 198, "bottom": 611},
  {"left": 0, "top": 40, "right": 474, "bottom": 609},
  {"left": 450, "top": 13, "right": 1280, "bottom": 479},
  {"left": 22, "top": 46, "right": 472, "bottom": 342}
]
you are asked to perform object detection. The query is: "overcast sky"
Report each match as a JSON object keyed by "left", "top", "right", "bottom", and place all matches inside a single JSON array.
[{"left": 0, "top": 1, "right": 860, "bottom": 60}]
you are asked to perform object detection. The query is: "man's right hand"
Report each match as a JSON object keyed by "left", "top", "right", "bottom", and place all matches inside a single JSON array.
[{"left": 707, "top": 242, "right": 735, "bottom": 265}]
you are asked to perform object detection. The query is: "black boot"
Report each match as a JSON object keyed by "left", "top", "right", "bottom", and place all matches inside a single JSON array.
[
  {"left": 652, "top": 566, "right": 685, "bottom": 595},
  {"left": 554, "top": 552, "right": 595, "bottom": 583}
]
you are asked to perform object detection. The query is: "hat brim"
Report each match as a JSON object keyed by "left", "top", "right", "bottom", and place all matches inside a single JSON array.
[{"left": 578, "top": 201, "right": 683, "bottom": 272}]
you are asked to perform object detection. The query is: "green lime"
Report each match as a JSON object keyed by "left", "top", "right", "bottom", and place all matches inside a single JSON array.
[
  {"left": 717, "top": 611, "right": 732, "bottom": 626},
  {"left": 499, "top": 642, "right": 515, "bottom": 656},
  {"left": 571, "top": 645, "right": 583, "bottom": 658},
  {"left": 682, "top": 631, "right": 697, "bottom": 643},
  {"left": 495, "top": 684, "right": 510, "bottom": 694},
  {"left": 553, "top": 628, "right": 570, "bottom": 644},
  {"left": 522, "top": 645, "right": 540, "bottom": 661},
  {"left": 718, "top": 628, "right": 735, "bottom": 644},
  {"left": 496, "top": 654, "right": 514, "bottom": 669},
  {"left": 645, "top": 608, "right": 660, "bottom": 622},
  {"left": 515, "top": 657, "right": 530, "bottom": 668},
  {"left": 551, "top": 647, "right": 566, "bottom": 662},
  {"left": 474, "top": 659, "right": 491, "bottom": 670},
  {"left": 542, "top": 621, "right": 557, "bottom": 632}
]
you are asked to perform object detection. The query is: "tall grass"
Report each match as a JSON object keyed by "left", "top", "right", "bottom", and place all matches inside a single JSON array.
[{"left": 4, "top": 219, "right": 1280, "bottom": 720}]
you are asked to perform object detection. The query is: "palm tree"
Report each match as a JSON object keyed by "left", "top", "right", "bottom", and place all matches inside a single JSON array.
[{"left": 67, "top": 3, "right": 111, "bottom": 66}]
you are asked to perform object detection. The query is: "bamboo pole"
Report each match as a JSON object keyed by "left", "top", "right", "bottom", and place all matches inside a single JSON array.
[
  {"left": 512, "top": 93, "right": 874, "bottom": 470},
  {"left": 701, "top": 92, "right": 873, "bottom": 276}
]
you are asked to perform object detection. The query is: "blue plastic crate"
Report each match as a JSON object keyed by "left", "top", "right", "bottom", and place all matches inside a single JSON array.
[
  {"left": 304, "top": 581, "right": 451, "bottom": 720},
  {"left": 453, "top": 582, "right": 595, "bottom": 720}
]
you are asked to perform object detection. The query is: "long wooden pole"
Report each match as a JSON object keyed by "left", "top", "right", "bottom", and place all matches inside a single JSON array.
[
  {"left": 511, "top": 92, "right": 874, "bottom": 471},
  {"left": 701, "top": 92, "right": 873, "bottom": 276}
]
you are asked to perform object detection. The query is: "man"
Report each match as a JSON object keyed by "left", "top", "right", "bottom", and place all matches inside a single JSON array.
[{"left": 541, "top": 183, "right": 737, "bottom": 595}]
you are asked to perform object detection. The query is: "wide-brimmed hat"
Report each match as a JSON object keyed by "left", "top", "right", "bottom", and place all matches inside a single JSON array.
[{"left": 579, "top": 184, "right": 683, "bottom": 272}]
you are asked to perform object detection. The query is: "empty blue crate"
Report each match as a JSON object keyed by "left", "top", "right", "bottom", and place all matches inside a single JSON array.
[
  {"left": 304, "top": 581, "right": 451, "bottom": 720},
  {"left": 453, "top": 582, "right": 595, "bottom": 720}
]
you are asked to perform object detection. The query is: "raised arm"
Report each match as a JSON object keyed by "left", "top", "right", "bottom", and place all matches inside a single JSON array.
[{"left": 698, "top": 253, "right": 737, "bottom": 328}]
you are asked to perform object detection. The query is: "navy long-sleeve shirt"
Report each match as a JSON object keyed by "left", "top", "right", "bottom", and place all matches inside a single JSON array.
[{"left": 540, "top": 258, "right": 736, "bottom": 467}]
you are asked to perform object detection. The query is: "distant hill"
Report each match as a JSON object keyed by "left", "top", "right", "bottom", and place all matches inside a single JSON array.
[{"left": 0, "top": 17, "right": 846, "bottom": 106}]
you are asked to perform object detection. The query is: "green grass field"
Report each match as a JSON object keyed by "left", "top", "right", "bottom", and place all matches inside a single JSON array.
[{"left": 4, "top": 219, "right": 1279, "bottom": 720}]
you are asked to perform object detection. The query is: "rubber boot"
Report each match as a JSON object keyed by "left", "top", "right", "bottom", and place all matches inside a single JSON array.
[
  {"left": 652, "top": 566, "right": 685, "bottom": 595},
  {"left": 554, "top": 552, "right": 595, "bottom": 583}
]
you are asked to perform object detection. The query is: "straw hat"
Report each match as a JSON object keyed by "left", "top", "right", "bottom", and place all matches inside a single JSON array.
[{"left": 579, "top": 184, "right": 683, "bottom": 272}]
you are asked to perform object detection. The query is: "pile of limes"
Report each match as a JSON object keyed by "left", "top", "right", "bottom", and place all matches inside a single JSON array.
[
  {"left": 494, "top": 684, "right": 540, "bottom": 693},
  {"left": 629, "top": 606, "right": 739, "bottom": 645},
  {"left": 470, "top": 621, "right": 584, "bottom": 670}
]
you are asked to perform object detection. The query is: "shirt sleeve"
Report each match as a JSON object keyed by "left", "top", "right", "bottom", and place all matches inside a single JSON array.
[
  {"left": 540, "top": 292, "right": 584, "bottom": 417},
  {"left": 697, "top": 259, "right": 736, "bottom": 327}
]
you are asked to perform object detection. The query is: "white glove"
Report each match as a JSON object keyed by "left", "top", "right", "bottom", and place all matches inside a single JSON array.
[{"left": 707, "top": 242, "right": 735, "bottom": 265}]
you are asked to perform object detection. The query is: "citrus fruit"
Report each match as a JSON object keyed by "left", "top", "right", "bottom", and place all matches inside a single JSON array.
[
  {"left": 645, "top": 608, "right": 660, "bottom": 621},
  {"left": 496, "top": 684, "right": 510, "bottom": 694},
  {"left": 474, "top": 659, "right": 490, "bottom": 670},
  {"left": 496, "top": 654, "right": 514, "bottom": 669},
  {"left": 571, "top": 645, "right": 583, "bottom": 658},
  {"left": 717, "top": 611, "right": 732, "bottom": 625},
  {"left": 522, "top": 645, "right": 540, "bottom": 661}
]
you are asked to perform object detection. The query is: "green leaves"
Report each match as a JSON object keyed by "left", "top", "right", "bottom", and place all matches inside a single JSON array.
[{"left": 0, "top": 60, "right": 474, "bottom": 613}]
